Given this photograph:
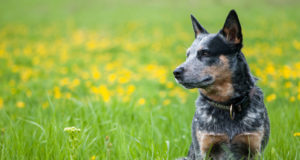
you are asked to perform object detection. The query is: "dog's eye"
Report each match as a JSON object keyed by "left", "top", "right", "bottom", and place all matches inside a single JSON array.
[{"left": 197, "top": 50, "right": 210, "bottom": 59}]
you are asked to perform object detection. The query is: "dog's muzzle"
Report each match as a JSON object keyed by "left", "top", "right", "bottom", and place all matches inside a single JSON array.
[{"left": 173, "top": 67, "right": 184, "bottom": 81}]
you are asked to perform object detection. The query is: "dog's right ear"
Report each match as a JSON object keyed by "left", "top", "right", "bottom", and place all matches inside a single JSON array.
[{"left": 191, "top": 14, "right": 208, "bottom": 38}]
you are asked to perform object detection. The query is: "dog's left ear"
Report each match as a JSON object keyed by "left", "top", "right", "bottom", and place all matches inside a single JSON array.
[
  {"left": 220, "top": 10, "right": 242, "bottom": 44},
  {"left": 191, "top": 14, "right": 208, "bottom": 38}
]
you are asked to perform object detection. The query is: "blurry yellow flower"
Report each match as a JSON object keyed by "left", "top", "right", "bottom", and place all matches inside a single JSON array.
[
  {"left": 282, "top": 65, "right": 292, "bottom": 79},
  {"left": 284, "top": 82, "right": 292, "bottom": 88},
  {"left": 65, "top": 92, "right": 72, "bottom": 99},
  {"left": 69, "top": 78, "right": 80, "bottom": 89},
  {"left": 294, "top": 132, "right": 300, "bottom": 136},
  {"left": 91, "top": 86, "right": 100, "bottom": 94},
  {"left": 166, "top": 81, "right": 174, "bottom": 89},
  {"left": 293, "top": 40, "right": 300, "bottom": 50},
  {"left": 108, "top": 73, "right": 117, "bottom": 83},
  {"left": 127, "top": 85, "right": 135, "bottom": 94},
  {"left": 163, "top": 99, "right": 171, "bottom": 106},
  {"left": 54, "top": 86, "right": 62, "bottom": 99},
  {"left": 0, "top": 98, "right": 3, "bottom": 109},
  {"left": 265, "top": 64, "right": 275, "bottom": 76},
  {"left": 297, "top": 94, "right": 300, "bottom": 100},
  {"left": 90, "top": 155, "right": 96, "bottom": 160},
  {"left": 92, "top": 69, "right": 101, "bottom": 80},
  {"left": 289, "top": 96, "right": 295, "bottom": 102},
  {"left": 16, "top": 101, "right": 25, "bottom": 108},
  {"left": 21, "top": 70, "right": 32, "bottom": 81},
  {"left": 266, "top": 94, "right": 276, "bottom": 102},
  {"left": 60, "top": 78, "right": 69, "bottom": 86},
  {"left": 99, "top": 85, "right": 110, "bottom": 102},
  {"left": 118, "top": 76, "right": 129, "bottom": 84},
  {"left": 272, "top": 47, "right": 282, "bottom": 55},
  {"left": 137, "top": 98, "right": 145, "bottom": 105},
  {"left": 86, "top": 40, "right": 97, "bottom": 50},
  {"left": 42, "top": 101, "right": 49, "bottom": 109}
]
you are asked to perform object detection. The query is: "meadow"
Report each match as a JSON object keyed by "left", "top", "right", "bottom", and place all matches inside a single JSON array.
[{"left": 0, "top": 0, "right": 300, "bottom": 159}]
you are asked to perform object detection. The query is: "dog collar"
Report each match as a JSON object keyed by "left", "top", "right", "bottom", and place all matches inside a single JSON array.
[{"left": 200, "top": 87, "right": 255, "bottom": 120}]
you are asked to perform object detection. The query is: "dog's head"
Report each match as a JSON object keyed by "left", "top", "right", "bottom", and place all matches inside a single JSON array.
[{"left": 174, "top": 10, "right": 243, "bottom": 92}]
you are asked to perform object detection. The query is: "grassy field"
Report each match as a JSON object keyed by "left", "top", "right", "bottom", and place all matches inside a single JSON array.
[{"left": 0, "top": 0, "right": 300, "bottom": 159}]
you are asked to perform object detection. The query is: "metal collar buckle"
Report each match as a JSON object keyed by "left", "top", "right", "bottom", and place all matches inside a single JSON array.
[{"left": 230, "top": 104, "right": 234, "bottom": 120}]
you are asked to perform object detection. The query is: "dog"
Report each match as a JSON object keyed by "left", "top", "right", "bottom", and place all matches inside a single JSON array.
[{"left": 173, "top": 10, "right": 270, "bottom": 160}]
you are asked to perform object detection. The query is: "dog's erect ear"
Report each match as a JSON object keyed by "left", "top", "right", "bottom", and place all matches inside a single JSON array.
[
  {"left": 220, "top": 10, "right": 242, "bottom": 44},
  {"left": 191, "top": 14, "right": 208, "bottom": 38}
]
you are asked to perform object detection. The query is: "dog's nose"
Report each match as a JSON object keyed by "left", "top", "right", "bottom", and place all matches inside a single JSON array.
[{"left": 173, "top": 67, "right": 184, "bottom": 79}]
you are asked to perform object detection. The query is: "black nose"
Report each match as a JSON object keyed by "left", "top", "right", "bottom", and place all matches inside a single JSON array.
[{"left": 173, "top": 67, "right": 184, "bottom": 80}]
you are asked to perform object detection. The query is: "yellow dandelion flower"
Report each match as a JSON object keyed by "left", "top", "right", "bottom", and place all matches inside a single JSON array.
[
  {"left": 60, "top": 78, "right": 69, "bottom": 86},
  {"left": 65, "top": 92, "right": 72, "bottom": 99},
  {"left": 282, "top": 65, "right": 292, "bottom": 79},
  {"left": 293, "top": 132, "right": 300, "bottom": 136},
  {"left": 42, "top": 101, "right": 49, "bottom": 109},
  {"left": 69, "top": 78, "right": 80, "bottom": 89},
  {"left": 297, "top": 94, "right": 300, "bottom": 100},
  {"left": 17, "top": 101, "right": 25, "bottom": 108},
  {"left": 293, "top": 40, "right": 300, "bottom": 50},
  {"left": 265, "top": 64, "right": 276, "bottom": 76},
  {"left": 99, "top": 85, "right": 110, "bottom": 102},
  {"left": 73, "top": 79, "right": 80, "bottom": 86},
  {"left": 108, "top": 73, "right": 117, "bottom": 83},
  {"left": 118, "top": 76, "right": 129, "bottom": 84},
  {"left": 159, "top": 77, "right": 167, "bottom": 84},
  {"left": 137, "top": 98, "right": 145, "bottom": 105},
  {"left": 127, "top": 85, "right": 135, "bottom": 94},
  {"left": 54, "top": 86, "right": 62, "bottom": 99},
  {"left": 91, "top": 86, "right": 100, "bottom": 94},
  {"left": 284, "top": 82, "right": 292, "bottom": 88},
  {"left": 266, "top": 94, "right": 276, "bottom": 102},
  {"left": 92, "top": 68, "right": 101, "bottom": 80},
  {"left": 163, "top": 99, "right": 171, "bottom": 106},
  {"left": 86, "top": 40, "right": 97, "bottom": 50},
  {"left": 90, "top": 155, "right": 96, "bottom": 160},
  {"left": 166, "top": 81, "right": 174, "bottom": 89},
  {"left": 289, "top": 96, "right": 295, "bottom": 102},
  {"left": 0, "top": 98, "right": 3, "bottom": 109}
]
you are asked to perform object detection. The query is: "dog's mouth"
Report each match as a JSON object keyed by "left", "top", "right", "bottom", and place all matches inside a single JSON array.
[{"left": 176, "top": 76, "right": 214, "bottom": 89}]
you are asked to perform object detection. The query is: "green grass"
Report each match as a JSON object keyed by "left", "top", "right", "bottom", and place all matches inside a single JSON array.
[{"left": 0, "top": 0, "right": 300, "bottom": 159}]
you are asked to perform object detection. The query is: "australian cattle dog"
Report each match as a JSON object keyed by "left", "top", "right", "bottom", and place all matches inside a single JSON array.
[{"left": 173, "top": 10, "right": 270, "bottom": 160}]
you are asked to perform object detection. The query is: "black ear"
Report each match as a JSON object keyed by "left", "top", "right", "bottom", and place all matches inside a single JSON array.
[
  {"left": 191, "top": 14, "right": 208, "bottom": 38},
  {"left": 220, "top": 10, "right": 242, "bottom": 44}
]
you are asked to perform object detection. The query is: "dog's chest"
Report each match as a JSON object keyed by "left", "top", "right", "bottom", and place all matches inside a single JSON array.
[
  {"left": 193, "top": 101, "right": 266, "bottom": 156},
  {"left": 195, "top": 130, "right": 264, "bottom": 155}
]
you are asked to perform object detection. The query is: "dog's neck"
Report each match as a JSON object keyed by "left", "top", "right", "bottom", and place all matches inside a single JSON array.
[{"left": 199, "top": 52, "right": 255, "bottom": 104}]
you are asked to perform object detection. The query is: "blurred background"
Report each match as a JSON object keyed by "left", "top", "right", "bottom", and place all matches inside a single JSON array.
[{"left": 0, "top": 0, "right": 299, "bottom": 159}]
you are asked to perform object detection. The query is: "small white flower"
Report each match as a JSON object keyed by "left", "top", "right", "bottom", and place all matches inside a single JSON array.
[{"left": 64, "top": 126, "right": 81, "bottom": 133}]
